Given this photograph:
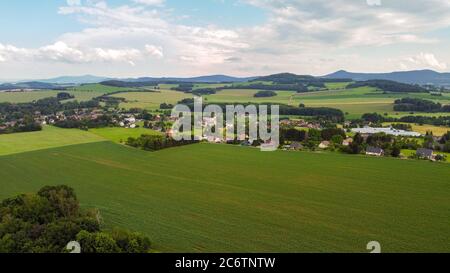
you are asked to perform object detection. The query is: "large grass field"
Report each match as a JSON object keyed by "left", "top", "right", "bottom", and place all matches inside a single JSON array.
[
  {"left": 89, "top": 127, "right": 163, "bottom": 143},
  {"left": 111, "top": 89, "right": 192, "bottom": 110},
  {"left": 0, "top": 130, "right": 449, "bottom": 252},
  {"left": 0, "top": 90, "right": 105, "bottom": 103},
  {"left": 0, "top": 126, "right": 104, "bottom": 156}
]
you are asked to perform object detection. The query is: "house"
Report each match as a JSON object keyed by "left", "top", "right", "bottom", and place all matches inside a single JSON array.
[
  {"left": 319, "top": 141, "right": 330, "bottom": 149},
  {"left": 366, "top": 146, "right": 384, "bottom": 157},
  {"left": 416, "top": 148, "right": 434, "bottom": 160},
  {"left": 290, "top": 142, "right": 303, "bottom": 150},
  {"left": 342, "top": 138, "right": 353, "bottom": 146}
]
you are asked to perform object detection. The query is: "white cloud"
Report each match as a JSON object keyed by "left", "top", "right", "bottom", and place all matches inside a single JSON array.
[
  {"left": 66, "top": 0, "right": 81, "bottom": 6},
  {"left": 2, "top": 0, "right": 450, "bottom": 78},
  {"left": 145, "top": 45, "right": 164, "bottom": 59},
  {"left": 401, "top": 52, "right": 448, "bottom": 70},
  {"left": 132, "top": 0, "right": 165, "bottom": 6},
  {"left": 367, "top": 0, "right": 382, "bottom": 6}
]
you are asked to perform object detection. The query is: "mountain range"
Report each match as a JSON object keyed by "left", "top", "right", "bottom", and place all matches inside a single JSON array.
[
  {"left": 323, "top": 69, "right": 450, "bottom": 86},
  {"left": 2, "top": 70, "right": 450, "bottom": 89}
]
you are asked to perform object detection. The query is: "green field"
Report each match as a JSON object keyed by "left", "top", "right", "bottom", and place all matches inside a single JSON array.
[
  {"left": 0, "top": 126, "right": 104, "bottom": 156},
  {"left": 111, "top": 89, "right": 192, "bottom": 110},
  {"left": 89, "top": 127, "right": 163, "bottom": 143},
  {"left": 0, "top": 90, "right": 105, "bottom": 103},
  {"left": 1, "top": 128, "right": 449, "bottom": 252}
]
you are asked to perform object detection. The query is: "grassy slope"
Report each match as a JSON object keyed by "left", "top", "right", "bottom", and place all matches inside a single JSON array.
[
  {"left": 0, "top": 126, "right": 104, "bottom": 156},
  {"left": 0, "top": 142, "right": 449, "bottom": 253},
  {"left": 89, "top": 127, "right": 163, "bottom": 143},
  {"left": 112, "top": 89, "right": 192, "bottom": 110}
]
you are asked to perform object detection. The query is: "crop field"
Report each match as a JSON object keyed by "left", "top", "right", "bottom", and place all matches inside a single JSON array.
[
  {"left": 111, "top": 89, "right": 192, "bottom": 110},
  {"left": 0, "top": 126, "right": 104, "bottom": 156},
  {"left": 69, "top": 83, "right": 141, "bottom": 94},
  {"left": 0, "top": 90, "right": 104, "bottom": 103},
  {"left": 89, "top": 127, "right": 163, "bottom": 143},
  {"left": 0, "top": 135, "right": 449, "bottom": 252}
]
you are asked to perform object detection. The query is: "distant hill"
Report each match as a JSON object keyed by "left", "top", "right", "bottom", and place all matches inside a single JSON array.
[
  {"left": 36, "top": 75, "right": 110, "bottom": 84},
  {"left": 0, "top": 81, "right": 64, "bottom": 91},
  {"left": 323, "top": 70, "right": 450, "bottom": 86},
  {"left": 121, "top": 75, "right": 257, "bottom": 83}
]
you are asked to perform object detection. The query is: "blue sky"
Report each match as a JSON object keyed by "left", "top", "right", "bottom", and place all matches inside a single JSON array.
[{"left": 1, "top": 0, "right": 450, "bottom": 79}]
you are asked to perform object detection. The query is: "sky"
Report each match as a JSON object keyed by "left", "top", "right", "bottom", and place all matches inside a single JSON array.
[{"left": 1, "top": 0, "right": 450, "bottom": 79}]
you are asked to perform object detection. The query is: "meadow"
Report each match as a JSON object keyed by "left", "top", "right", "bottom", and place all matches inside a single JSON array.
[
  {"left": 0, "top": 126, "right": 104, "bottom": 156},
  {"left": 0, "top": 90, "right": 105, "bottom": 103},
  {"left": 0, "top": 128, "right": 449, "bottom": 252},
  {"left": 111, "top": 89, "right": 192, "bottom": 110},
  {"left": 89, "top": 127, "right": 162, "bottom": 143}
]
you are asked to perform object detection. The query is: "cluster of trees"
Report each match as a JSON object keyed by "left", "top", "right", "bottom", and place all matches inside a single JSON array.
[
  {"left": 56, "top": 92, "right": 75, "bottom": 100},
  {"left": 251, "top": 73, "right": 349, "bottom": 85},
  {"left": 0, "top": 185, "right": 151, "bottom": 253},
  {"left": 254, "top": 91, "right": 277, "bottom": 98},
  {"left": 54, "top": 115, "right": 115, "bottom": 130},
  {"left": 347, "top": 80, "right": 426, "bottom": 93},
  {"left": 172, "top": 84, "right": 217, "bottom": 96},
  {"left": 342, "top": 133, "right": 402, "bottom": 157},
  {"left": 422, "top": 131, "right": 450, "bottom": 153},
  {"left": 280, "top": 127, "right": 347, "bottom": 149},
  {"left": 393, "top": 98, "right": 450, "bottom": 113},
  {"left": 223, "top": 83, "right": 310, "bottom": 92},
  {"left": 0, "top": 115, "right": 42, "bottom": 134},
  {"left": 175, "top": 100, "right": 345, "bottom": 123},
  {"left": 126, "top": 134, "right": 199, "bottom": 151},
  {"left": 0, "top": 98, "right": 99, "bottom": 118},
  {"left": 171, "top": 83, "right": 194, "bottom": 92},
  {"left": 160, "top": 103, "right": 174, "bottom": 110},
  {"left": 278, "top": 105, "right": 345, "bottom": 122},
  {"left": 360, "top": 112, "right": 450, "bottom": 127}
]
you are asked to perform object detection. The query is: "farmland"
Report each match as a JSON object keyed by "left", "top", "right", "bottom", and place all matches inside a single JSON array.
[
  {"left": 111, "top": 89, "right": 192, "bottom": 110},
  {"left": 0, "top": 126, "right": 104, "bottom": 156},
  {"left": 0, "top": 90, "right": 104, "bottom": 103},
  {"left": 89, "top": 127, "right": 163, "bottom": 143},
  {"left": 0, "top": 131, "right": 449, "bottom": 252}
]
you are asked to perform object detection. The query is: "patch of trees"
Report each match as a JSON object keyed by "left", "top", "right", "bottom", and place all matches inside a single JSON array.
[
  {"left": 0, "top": 115, "right": 42, "bottom": 135},
  {"left": 175, "top": 101, "right": 345, "bottom": 122},
  {"left": 160, "top": 103, "right": 174, "bottom": 109},
  {"left": 191, "top": 88, "right": 217, "bottom": 96},
  {"left": 254, "top": 91, "right": 277, "bottom": 98},
  {"left": 252, "top": 73, "right": 350, "bottom": 85},
  {"left": 347, "top": 80, "right": 426, "bottom": 93},
  {"left": 0, "top": 98, "right": 99, "bottom": 118},
  {"left": 57, "top": 92, "right": 75, "bottom": 100},
  {"left": 126, "top": 134, "right": 199, "bottom": 151},
  {"left": 0, "top": 185, "right": 151, "bottom": 253},
  {"left": 394, "top": 98, "right": 450, "bottom": 112},
  {"left": 397, "top": 116, "right": 450, "bottom": 127},
  {"left": 171, "top": 83, "right": 194, "bottom": 92},
  {"left": 223, "top": 83, "right": 310, "bottom": 92},
  {"left": 342, "top": 132, "right": 403, "bottom": 158},
  {"left": 278, "top": 105, "right": 345, "bottom": 122},
  {"left": 54, "top": 115, "right": 114, "bottom": 129}
]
